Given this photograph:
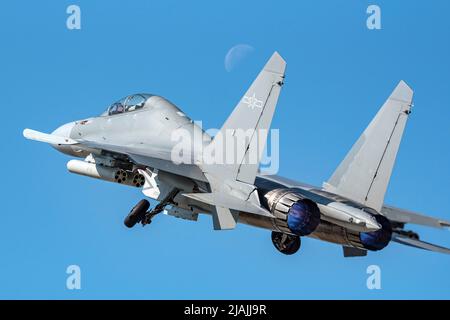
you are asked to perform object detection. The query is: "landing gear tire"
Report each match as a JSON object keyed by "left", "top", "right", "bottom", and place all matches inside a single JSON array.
[
  {"left": 124, "top": 199, "right": 150, "bottom": 228},
  {"left": 271, "top": 231, "right": 301, "bottom": 255}
]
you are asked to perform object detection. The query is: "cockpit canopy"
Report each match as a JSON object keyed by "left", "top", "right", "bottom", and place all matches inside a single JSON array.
[{"left": 102, "top": 94, "right": 154, "bottom": 116}]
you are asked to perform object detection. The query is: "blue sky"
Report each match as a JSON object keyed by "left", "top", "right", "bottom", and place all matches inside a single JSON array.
[{"left": 1, "top": 0, "right": 449, "bottom": 299}]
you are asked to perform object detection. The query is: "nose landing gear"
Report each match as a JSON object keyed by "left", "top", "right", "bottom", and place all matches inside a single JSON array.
[{"left": 124, "top": 189, "right": 179, "bottom": 228}]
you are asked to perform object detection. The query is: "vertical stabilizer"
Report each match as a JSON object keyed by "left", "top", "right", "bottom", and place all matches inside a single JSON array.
[
  {"left": 202, "top": 52, "right": 286, "bottom": 185},
  {"left": 323, "top": 81, "right": 414, "bottom": 211},
  {"left": 198, "top": 52, "right": 286, "bottom": 230}
]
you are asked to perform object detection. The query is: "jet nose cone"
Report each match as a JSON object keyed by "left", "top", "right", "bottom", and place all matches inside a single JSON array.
[
  {"left": 52, "top": 122, "right": 75, "bottom": 138},
  {"left": 51, "top": 122, "right": 77, "bottom": 156}
]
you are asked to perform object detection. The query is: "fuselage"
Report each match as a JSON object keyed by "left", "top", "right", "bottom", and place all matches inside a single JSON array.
[{"left": 51, "top": 93, "right": 391, "bottom": 252}]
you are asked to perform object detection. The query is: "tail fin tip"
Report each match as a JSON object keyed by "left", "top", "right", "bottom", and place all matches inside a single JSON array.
[
  {"left": 391, "top": 80, "right": 413, "bottom": 104},
  {"left": 264, "top": 51, "right": 286, "bottom": 75}
]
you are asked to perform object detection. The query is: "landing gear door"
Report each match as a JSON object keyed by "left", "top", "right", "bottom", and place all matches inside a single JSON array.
[{"left": 138, "top": 168, "right": 172, "bottom": 201}]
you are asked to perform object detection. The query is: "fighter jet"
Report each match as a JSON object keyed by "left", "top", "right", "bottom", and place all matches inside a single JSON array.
[{"left": 23, "top": 52, "right": 450, "bottom": 257}]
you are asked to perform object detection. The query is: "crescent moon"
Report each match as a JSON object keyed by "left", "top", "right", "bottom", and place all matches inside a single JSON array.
[{"left": 224, "top": 44, "right": 255, "bottom": 72}]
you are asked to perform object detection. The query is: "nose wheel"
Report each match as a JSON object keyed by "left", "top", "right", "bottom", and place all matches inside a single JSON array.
[{"left": 124, "top": 189, "right": 179, "bottom": 228}]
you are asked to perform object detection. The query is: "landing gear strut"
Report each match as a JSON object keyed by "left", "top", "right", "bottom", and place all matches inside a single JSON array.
[
  {"left": 141, "top": 188, "right": 179, "bottom": 225},
  {"left": 271, "top": 231, "right": 301, "bottom": 255},
  {"left": 124, "top": 188, "right": 179, "bottom": 228}
]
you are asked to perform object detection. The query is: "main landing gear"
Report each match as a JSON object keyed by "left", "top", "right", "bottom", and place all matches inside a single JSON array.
[
  {"left": 124, "top": 199, "right": 150, "bottom": 228},
  {"left": 124, "top": 189, "right": 179, "bottom": 228},
  {"left": 271, "top": 231, "right": 301, "bottom": 255}
]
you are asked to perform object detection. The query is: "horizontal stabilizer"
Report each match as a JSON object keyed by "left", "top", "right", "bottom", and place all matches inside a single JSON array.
[
  {"left": 392, "top": 233, "right": 450, "bottom": 254},
  {"left": 23, "top": 129, "right": 78, "bottom": 145},
  {"left": 382, "top": 205, "right": 450, "bottom": 229}
]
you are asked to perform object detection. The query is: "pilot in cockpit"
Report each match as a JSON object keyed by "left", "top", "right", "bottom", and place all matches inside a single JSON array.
[
  {"left": 108, "top": 102, "right": 124, "bottom": 115},
  {"left": 105, "top": 94, "right": 152, "bottom": 116}
]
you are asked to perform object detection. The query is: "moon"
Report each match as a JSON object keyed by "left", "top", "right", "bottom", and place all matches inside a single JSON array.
[{"left": 224, "top": 44, "right": 254, "bottom": 72}]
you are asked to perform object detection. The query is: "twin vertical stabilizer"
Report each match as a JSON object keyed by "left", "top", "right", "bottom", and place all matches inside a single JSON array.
[{"left": 323, "top": 81, "right": 414, "bottom": 211}]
